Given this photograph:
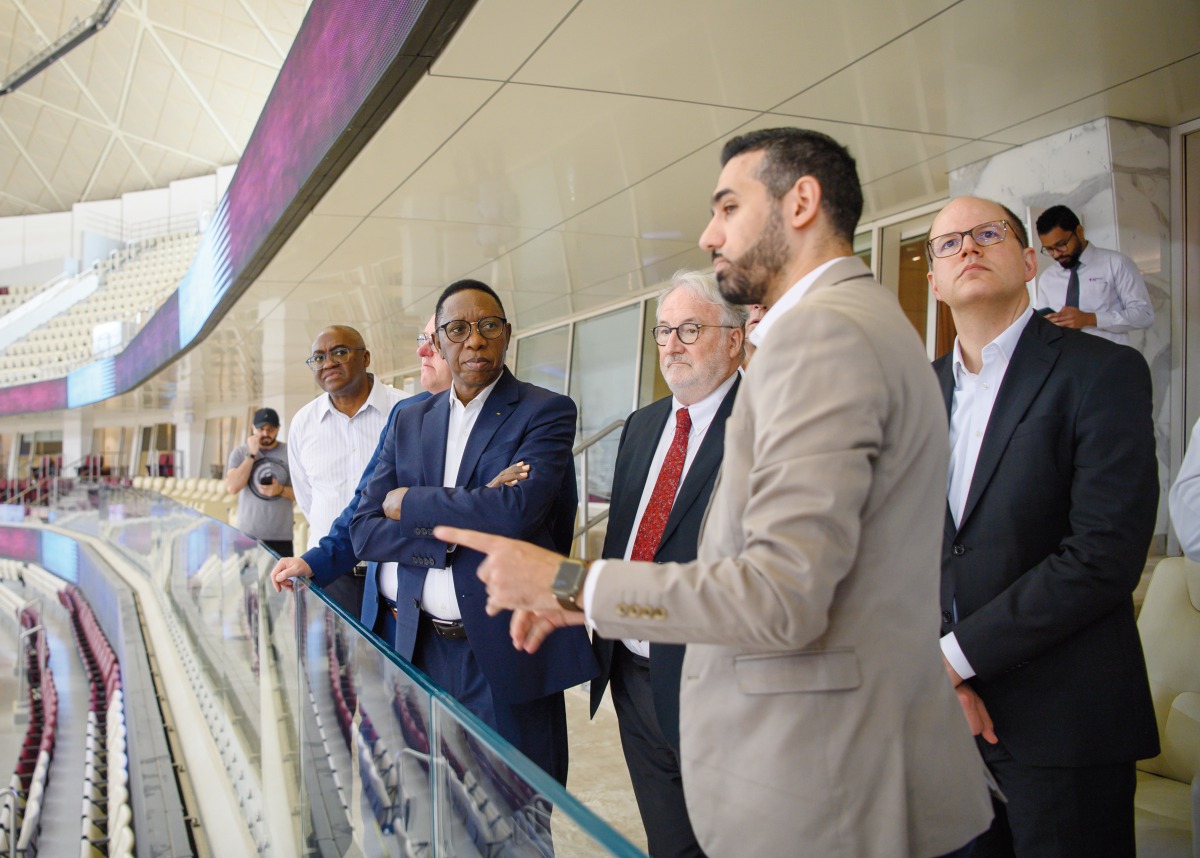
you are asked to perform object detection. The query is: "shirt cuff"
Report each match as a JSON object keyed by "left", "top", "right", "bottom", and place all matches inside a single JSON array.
[
  {"left": 581, "top": 559, "right": 605, "bottom": 630},
  {"left": 940, "top": 631, "right": 976, "bottom": 681}
]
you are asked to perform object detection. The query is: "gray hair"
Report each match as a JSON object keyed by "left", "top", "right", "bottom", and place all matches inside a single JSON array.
[{"left": 658, "top": 269, "right": 749, "bottom": 329}]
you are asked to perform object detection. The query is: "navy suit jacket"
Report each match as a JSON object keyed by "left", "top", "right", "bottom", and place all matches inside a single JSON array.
[
  {"left": 589, "top": 375, "right": 739, "bottom": 749},
  {"left": 933, "top": 313, "right": 1159, "bottom": 766},
  {"left": 350, "top": 367, "right": 597, "bottom": 704},
  {"left": 306, "top": 391, "right": 431, "bottom": 629}
]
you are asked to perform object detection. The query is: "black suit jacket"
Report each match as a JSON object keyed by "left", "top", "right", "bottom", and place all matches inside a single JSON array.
[
  {"left": 934, "top": 313, "right": 1159, "bottom": 767},
  {"left": 589, "top": 374, "right": 740, "bottom": 749}
]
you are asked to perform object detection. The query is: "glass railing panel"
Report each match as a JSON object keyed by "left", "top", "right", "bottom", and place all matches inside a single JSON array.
[
  {"left": 430, "top": 695, "right": 644, "bottom": 857},
  {"left": 293, "top": 579, "right": 441, "bottom": 857},
  {"left": 36, "top": 482, "right": 643, "bottom": 857}
]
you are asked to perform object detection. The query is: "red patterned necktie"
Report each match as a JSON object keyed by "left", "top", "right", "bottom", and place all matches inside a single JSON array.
[{"left": 631, "top": 407, "right": 691, "bottom": 561}]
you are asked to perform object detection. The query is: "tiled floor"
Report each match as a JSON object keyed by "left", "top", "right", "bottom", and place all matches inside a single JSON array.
[{"left": 563, "top": 683, "right": 648, "bottom": 852}]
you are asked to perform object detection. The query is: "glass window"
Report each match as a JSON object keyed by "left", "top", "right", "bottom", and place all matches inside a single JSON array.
[
  {"left": 639, "top": 296, "right": 670, "bottom": 409},
  {"left": 569, "top": 305, "right": 640, "bottom": 502},
  {"left": 514, "top": 326, "right": 569, "bottom": 395},
  {"left": 853, "top": 230, "right": 873, "bottom": 271}
]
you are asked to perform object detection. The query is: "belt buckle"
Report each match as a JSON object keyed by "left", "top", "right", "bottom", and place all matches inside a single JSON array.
[{"left": 429, "top": 616, "right": 466, "bottom": 640}]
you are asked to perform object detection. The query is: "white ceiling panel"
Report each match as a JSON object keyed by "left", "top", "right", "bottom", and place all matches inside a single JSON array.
[
  {"left": 375, "top": 82, "right": 755, "bottom": 229},
  {"left": 775, "top": 0, "right": 1200, "bottom": 140},
  {"left": 511, "top": 0, "right": 961, "bottom": 110},
  {"left": 314, "top": 75, "right": 503, "bottom": 218},
  {"left": 429, "top": 0, "right": 581, "bottom": 81}
]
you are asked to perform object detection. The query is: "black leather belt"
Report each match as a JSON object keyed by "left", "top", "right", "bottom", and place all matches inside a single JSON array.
[
  {"left": 352, "top": 564, "right": 367, "bottom": 577},
  {"left": 421, "top": 611, "right": 467, "bottom": 641},
  {"left": 376, "top": 596, "right": 467, "bottom": 640}
]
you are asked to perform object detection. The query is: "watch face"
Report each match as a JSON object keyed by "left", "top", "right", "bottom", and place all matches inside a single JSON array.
[{"left": 553, "top": 560, "right": 587, "bottom": 609}]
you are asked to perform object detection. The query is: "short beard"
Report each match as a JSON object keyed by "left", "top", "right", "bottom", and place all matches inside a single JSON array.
[{"left": 715, "top": 205, "right": 789, "bottom": 305}]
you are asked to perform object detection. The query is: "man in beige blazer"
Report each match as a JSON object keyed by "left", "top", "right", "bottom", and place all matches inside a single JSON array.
[{"left": 437, "top": 128, "right": 993, "bottom": 857}]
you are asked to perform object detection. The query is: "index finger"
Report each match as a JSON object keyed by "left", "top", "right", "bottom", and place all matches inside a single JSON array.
[{"left": 434, "top": 526, "right": 503, "bottom": 554}]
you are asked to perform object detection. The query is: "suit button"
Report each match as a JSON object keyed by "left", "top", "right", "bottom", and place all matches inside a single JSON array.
[
  {"left": 653, "top": 608, "right": 667, "bottom": 620},
  {"left": 616, "top": 603, "right": 628, "bottom": 617},
  {"left": 952, "top": 544, "right": 966, "bottom": 556},
  {"left": 941, "top": 611, "right": 952, "bottom": 624}
]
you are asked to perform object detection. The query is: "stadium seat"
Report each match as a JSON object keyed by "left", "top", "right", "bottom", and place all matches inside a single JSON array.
[{"left": 1135, "top": 556, "right": 1200, "bottom": 857}]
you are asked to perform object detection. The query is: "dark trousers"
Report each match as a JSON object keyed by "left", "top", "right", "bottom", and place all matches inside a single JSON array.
[
  {"left": 974, "top": 739, "right": 1137, "bottom": 858},
  {"left": 610, "top": 645, "right": 705, "bottom": 858},
  {"left": 374, "top": 608, "right": 569, "bottom": 786}
]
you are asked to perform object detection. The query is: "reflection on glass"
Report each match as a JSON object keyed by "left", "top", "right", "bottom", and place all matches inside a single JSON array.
[
  {"left": 897, "top": 234, "right": 930, "bottom": 344},
  {"left": 514, "top": 326, "right": 570, "bottom": 395},
  {"left": 853, "top": 230, "right": 873, "bottom": 271},
  {"left": 570, "top": 305, "right": 639, "bottom": 503},
  {"left": 17, "top": 482, "right": 643, "bottom": 857}
]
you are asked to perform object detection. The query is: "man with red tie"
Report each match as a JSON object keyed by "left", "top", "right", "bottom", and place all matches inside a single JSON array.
[{"left": 590, "top": 269, "right": 744, "bottom": 857}]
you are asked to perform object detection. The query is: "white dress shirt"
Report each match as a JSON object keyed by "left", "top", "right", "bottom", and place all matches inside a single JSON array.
[
  {"left": 1169, "top": 418, "right": 1200, "bottom": 560},
  {"left": 288, "top": 377, "right": 408, "bottom": 549},
  {"left": 748, "top": 257, "right": 845, "bottom": 349},
  {"left": 1035, "top": 242, "right": 1153, "bottom": 345},
  {"left": 615, "top": 370, "right": 739, "bottom": 658},
  {"left": 377, "top": 377, "right": 501, "bottom": 620},
  {"left": 940, "top": 307, "right": 1032, "bottom": 681}
]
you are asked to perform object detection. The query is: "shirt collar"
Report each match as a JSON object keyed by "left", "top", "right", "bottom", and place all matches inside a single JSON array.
[
  {"left": 749, "top": 256, "right": 848, "bottom": 348},
  {"left": 1076, "top": 241, "right": 1096, "bottom": 268},
  {"left": 317, "top": 376, "right": 391, "bottom": 421},
  {"left": 672, "top": 369, "right": 737, "bottom": 434},
  {"left": 952, "top": 306, "right": 1032, "bottom": 387},
  {"left": 449, "top": 374, "right": 501, "bottom": 415}
]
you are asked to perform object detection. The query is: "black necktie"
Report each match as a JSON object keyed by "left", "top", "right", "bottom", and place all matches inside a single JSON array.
[{"left": 1063, "top": 262, "right": 1080, "bottom": 309}]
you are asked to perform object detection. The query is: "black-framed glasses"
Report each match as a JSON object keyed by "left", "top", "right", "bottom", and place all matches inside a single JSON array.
[
  {"left": 1040, "top": 230, "right": 1079, "bottom": 256},
  {"left": 305, "top": 346, "right": 364, "bottom": 369},
  {"left": 927, "top": 220, "right": 1011, "bottom": 259},
  {"left": 437, "top": 316, "right": 507, "bottom": 343},
  {"left": 651, "top": 323, "right": 738, "bottom": 346}
]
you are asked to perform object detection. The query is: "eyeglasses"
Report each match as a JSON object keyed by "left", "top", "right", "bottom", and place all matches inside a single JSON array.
[
  {"left": 651, "top": 323, "right": 738, "bottom": 346},
  {"left": 1040, "top": 231, "right": 1078, "bottom": 256},
  {"left": 927, "top": 221, "right": 1012, "bottom": 259},
  {"left": 416, "top": 333, "right": 431, "bottom": 348},
  {"left": 437, "top": 316, "right": 507, "bottom": 343},
  {"left": 305, "top": 346, "right": 364, "bottom": 369}
]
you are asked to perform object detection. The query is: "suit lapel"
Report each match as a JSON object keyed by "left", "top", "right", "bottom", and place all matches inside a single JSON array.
[
  {"left": 934, "top": 357, "right": 958, "bottom": 543},
  {"left": 658, "top": 374, "right": 740, "bottom": 551},
  {"left": 606, "top": 399, "right": 671, "bottom": 555},
  {"left": 957, "top": 315, "right": 1061, "bottom": 530},
  {"left": 420, "top": 392, "right": 450, "bottom": 487},
  {"left": 455, "top": 367, "right": 518, "bottom": 486}
]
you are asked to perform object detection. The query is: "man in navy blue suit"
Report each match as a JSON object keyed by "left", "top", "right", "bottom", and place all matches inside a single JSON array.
[
  {"left": 270, "top": 315, "right": 529, "bottom": 627},
  {"left": 348, "top": 280, "right": 596, "bottom": 784}
]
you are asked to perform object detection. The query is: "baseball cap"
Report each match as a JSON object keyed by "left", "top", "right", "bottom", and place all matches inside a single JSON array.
[{"left": 253, "top": 407, "right": 280, "bottom": 427}]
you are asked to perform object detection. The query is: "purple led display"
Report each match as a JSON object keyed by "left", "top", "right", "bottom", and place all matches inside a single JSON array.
[{"left": 0, "top": 0, "right": 448, "bottom": 415}]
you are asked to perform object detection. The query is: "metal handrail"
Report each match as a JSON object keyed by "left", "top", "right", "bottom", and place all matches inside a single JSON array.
[
  {"left": 573, "top": 419, "right": 625, "bottom": 560},
  {"left": 572, "top": 420, "right": 625, "bottom": 457}
]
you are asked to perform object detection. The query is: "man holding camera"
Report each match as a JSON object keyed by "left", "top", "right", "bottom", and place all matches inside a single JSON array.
[{"left": 226, "top": 407, "right": 296, "bottom": 556}]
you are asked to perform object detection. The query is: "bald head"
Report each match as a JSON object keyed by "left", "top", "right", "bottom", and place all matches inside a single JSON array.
[{"left": 309, "top": 325, "right": 371, "bottom": 398}]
